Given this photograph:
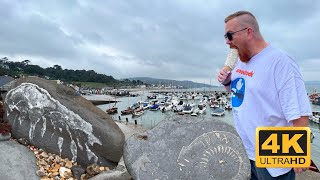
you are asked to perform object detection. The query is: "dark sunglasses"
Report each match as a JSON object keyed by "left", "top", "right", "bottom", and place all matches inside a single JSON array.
[{"left": 224, "top": 27, "right": 248, "bottom": 41}]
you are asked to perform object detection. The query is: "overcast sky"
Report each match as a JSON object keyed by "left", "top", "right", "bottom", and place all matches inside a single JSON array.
[{"left": 1, "top": 0, "right": 319, "bottom": 85}]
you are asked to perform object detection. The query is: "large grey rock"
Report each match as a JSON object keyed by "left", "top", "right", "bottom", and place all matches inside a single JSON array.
[
  {"left": 5, "top": 77, "right": 125, "bottom": 168},
  {"left": 124, "top": 116, "right": 251, "bottom": 180},
  {"left": 0, "top": 140, "right": 39, "bottom": 180}
]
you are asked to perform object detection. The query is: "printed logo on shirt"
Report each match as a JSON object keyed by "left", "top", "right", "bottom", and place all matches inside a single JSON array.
[
  {"left": 231, "top": 78, "right": 245, "bottom": 107},
  {"left": 236, "top": 68, "right": 254, "bottom": 77}
]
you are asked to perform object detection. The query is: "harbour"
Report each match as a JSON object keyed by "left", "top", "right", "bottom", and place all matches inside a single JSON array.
[{"left": 94, "top": 86, "right": 320, "bottom": 168}]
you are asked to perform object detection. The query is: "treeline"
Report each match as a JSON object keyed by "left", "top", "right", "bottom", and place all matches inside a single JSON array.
[{"left": 0, "top": 57, "right": 146, "bottom": 87}]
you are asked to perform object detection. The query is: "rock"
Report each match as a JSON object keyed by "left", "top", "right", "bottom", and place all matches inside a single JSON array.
[
  {"left": 86, "top": 164, "right": 100, "bottom": 176},
  {"left": 49, "top": 164, "right": 60, "bottom": 173},
  {"left": 59, "top": 167, "right": 72, "bottom": 178},
  {"left": 89, "top": 157, "right": 133, "bottom": 180},
  {"left": 123, "top": 116, "right": 251, "bottom": 180},
  {"left": 65, "top": 160, "right": 73, "bottom": 168},
  {"left": 36, "top": 169, "right": 47, "bottom": 177},
  {"left": 0, "top": 133, "right": 11, "bottom": 141},
  {"left": 71, "top": 165, "right": 86, "bottom": 180},
  {"left": 5, "top": 76, "right": 125, "bottom": 168},
  {"left": 17, "top": 137, "right": 29, "bottom": 145},
  {"left": 0, "top": 140, "right": 39, "bottom": 180}
]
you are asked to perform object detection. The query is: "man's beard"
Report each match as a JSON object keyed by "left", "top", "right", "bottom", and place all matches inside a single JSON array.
[{"left": 239, "top": 51, "right": 251, "bottom": 62}]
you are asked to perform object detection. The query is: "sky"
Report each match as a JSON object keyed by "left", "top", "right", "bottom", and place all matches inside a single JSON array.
[{"left": 0, "top": 0, "right": 319, "bottom": 85}]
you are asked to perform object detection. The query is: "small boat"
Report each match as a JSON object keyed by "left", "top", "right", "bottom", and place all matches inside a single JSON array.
[
  {"left": 149, "top": 104, "right": 160, "bottom": 111},
  {"left": 182, "top": 104, "right": 193, "bottom": 114},
  {"left": 147, "top": 95, "right": 157, "bottom": 99},
  {"left": 198, "top": 104, "right": 206, "bottom": 114},
  {"left": 191, "top": 108, "right": 199, "bottom": 116},
  {"left": 132, "top": 108, "right": 144, "bottom": 117},
  {"left": 106, "top": 107, "right": 118, "bottom": 114},
  {"left": 310, "top": 111, "right": 320, "bottom": 124},
  {"left": 211, "top": 107, "right": 225, "bottom": 116},
  {"left": 121, "top": 108, "right": 133, "bottom": 115},
  {"left": 173, "top": 105, "right": 184, "bottom": 112},
  {"left": 160, "top": 104, "right": 173, "bottom": 113},
  {"left": 210, "top": 100, "right": 220, "bottom": 108},
  {"left": 225, "top": 104, "right": 232, "bottom": 111}
]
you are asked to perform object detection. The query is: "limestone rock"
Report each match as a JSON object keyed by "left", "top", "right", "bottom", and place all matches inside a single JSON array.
[
  {"left": 71, "top": 165, "right": 86, "bottom": 180},
  {"left": 0, "top": 140, "right": 39, "bottom": 180},
  {"left": 0, "top": 132, "right": 11, "bottom": 141},
  {"left": 123, "top": 116, "right": 251, "bottom": 180},
  {"left": 5, "top": 76, "right": 125, "bottom": 168},
  {"left": 59, "top": 167, "right": 72, "bottom": 178}
]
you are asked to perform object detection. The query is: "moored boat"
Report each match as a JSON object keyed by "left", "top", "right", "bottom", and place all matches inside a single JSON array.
[
  {"left": 211, "top": 107, "right": 225, "bottom": 116},
  {"left": 106, "top": 107, "right": 118, "bottom": 114},
  {"left": 121, "top": 108, "right": 133, "bottom": 115}
]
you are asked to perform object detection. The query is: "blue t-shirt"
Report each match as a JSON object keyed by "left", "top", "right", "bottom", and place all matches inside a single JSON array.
[{"left": 230, "top": 44, "right": 312, "bottom": 177}]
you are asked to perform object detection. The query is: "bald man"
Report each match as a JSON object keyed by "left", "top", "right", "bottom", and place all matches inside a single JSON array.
[{"left": 217, "top": 11, "right": 311, "bottom": 179}]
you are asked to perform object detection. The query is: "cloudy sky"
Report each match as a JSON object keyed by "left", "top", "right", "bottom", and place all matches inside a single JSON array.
[{"left": 1, "top": 0, "right": 319, "bottom": 85}]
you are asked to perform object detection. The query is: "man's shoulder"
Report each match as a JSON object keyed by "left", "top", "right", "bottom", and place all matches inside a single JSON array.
[
  {"left": 266, "top": 45, "right": 297, "bottom": 66},
  {"left": 267, "top": 45, "right": 290, "bottom": 58}
]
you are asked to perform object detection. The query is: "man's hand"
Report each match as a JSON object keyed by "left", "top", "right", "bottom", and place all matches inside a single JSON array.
[
  {"left": 294, "top": 167, "right": 308, "bottom": 174},
  {"left": 217, "top": 68, "right": 231, "bottom": 85}
]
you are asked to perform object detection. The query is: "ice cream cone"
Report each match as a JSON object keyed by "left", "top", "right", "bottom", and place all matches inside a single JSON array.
[{"left": 224, "top": 48, "right": 239, "bottom": 71}]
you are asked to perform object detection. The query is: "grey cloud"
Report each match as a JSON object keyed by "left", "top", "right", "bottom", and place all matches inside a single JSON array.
[{"left": 0, "top": 0, "right": 319, "bottom": 84}]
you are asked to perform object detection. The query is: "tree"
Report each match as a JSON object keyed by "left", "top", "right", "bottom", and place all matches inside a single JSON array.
[
  {"left": 0, "top": 57, "right": 8, "bottom": 64},
  {"left": 21, "top": 59, "right": 31, "bottom": 66},
  {"left": 53, "top": 65, "right": 62, "bottom": 70}
]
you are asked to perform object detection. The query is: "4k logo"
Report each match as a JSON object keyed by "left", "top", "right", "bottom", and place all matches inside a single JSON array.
[{"left": 256, "top": 127, "right": 310, "bottom": 168}]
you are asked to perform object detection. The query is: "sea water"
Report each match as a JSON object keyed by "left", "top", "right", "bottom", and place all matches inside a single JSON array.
[{"left": 97, "top": 87, "right": 320, "bottom": 168}]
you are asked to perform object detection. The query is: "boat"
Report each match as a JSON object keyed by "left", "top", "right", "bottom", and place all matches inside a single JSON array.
[
  {"left": 210, "top": 100, "right": 220, "bottom": 108},
  {"left": 310, "top": 111, "right": 320, "bottom": 124},
  {"left": 198, "top": 104, "right": 206, "bottom": 114},
  {"left": 106, "top": 107, "right": 118, "bottom": 114},
  {"left": 225, "top": 104, "right": 232, "bottom": 110},
  {"left": 217, "top": 97, "right": 227, "bottom": 105},
  {"left": 149, "top": 104, "right": 160, "bottom": 111},
  {"left": 147, "top": 94, "right": 157, "bottom": 99},
  {"left": 211, "top": 107, "right": 225, "bottom": 116},
  {"left": 121, "top": 108, "right": 133, "bottom": 115},
  {"left": 182, "top": 104, "right": 193, "bottom": 114},
  {"left": 173, "top": 105, "right": 184, "bottom": 112},
  {"left": 160, "top": 104, "right": 173, "bottom": 112},
  {"left": 132, "top": 108, "right": 144, "bottom": 117},
  {"left": 142, "top": 102, "right": 149, "bottom": 110},
  {"left": 191, "top": 108, "right": 199, "bottom": 116}
]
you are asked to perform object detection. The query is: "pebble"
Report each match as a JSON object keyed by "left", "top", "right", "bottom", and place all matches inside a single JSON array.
[{"left": 10, "top": 138, "right": 111, "bottom": 180}]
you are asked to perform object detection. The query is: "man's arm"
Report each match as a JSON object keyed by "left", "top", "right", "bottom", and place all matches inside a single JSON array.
[
  {"left": 292, "top": 116, "right": 310, "bottom": 173},
  {"left": 292, "top": 116, "right": 309, "bottom": 127}
]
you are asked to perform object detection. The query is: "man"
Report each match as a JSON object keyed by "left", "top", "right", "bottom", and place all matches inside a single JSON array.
[{"left": 217, "top": 11, "right": 312, "bottom": 179}]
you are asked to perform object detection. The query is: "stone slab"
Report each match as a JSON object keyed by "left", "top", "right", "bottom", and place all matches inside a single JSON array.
[
  {"left": 123, "top": 116, "right": 250, "bottom": 180},
  {"left": 0, "top": 140, "right": 39, "bottom": 180}
]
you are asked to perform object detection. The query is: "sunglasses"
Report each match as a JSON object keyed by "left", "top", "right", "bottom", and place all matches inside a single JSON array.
[{"left": 224, "top": 27, "right": 248, "bottom": 41}]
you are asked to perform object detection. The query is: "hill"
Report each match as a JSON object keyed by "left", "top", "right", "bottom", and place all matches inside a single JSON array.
[
  {"left": 305, "top": 81, "right": 320, "bottom": 86},
  {"left": 127, "top": 77, "right": 215, "bottom": 88}
]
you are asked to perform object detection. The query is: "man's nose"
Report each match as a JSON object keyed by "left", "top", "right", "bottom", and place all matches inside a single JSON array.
[{"left": 225, "top": 38, "right": 231, "bottom": 45}]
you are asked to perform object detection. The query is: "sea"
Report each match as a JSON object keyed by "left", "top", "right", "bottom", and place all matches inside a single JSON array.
[{"left": 97, "top": 85, "right": 320, "bottom": 168}]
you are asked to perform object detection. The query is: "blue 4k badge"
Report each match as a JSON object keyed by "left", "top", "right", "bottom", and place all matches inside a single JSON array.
[{"left": 231, "top": 78, "right": 245, "bottom": 107}]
